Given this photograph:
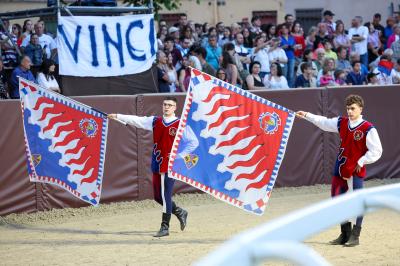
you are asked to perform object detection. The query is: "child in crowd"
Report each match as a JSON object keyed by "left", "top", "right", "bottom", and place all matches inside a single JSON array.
[{"left": 334, "top": 69, "right": 347, "bottom": 86}]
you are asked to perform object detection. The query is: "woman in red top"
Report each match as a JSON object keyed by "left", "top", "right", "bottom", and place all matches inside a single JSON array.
[{"left": 291, "top": 21, "right": 306, "bottom": 60}]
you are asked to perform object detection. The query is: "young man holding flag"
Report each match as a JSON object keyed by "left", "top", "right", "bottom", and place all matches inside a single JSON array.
[
  {"left": 108, "top": 96, "right": 188, "bottom": 237},
  {"left": 296, "top": 94, "right": 383, "bottom": 246}
]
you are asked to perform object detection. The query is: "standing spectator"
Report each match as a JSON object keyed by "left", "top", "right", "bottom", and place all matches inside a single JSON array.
[
  {"left": 242, "top": 27, "right": 253, "bottom": 49},
  {"left": 372, "top": 13, "right": 386, "bottom": 45},
  {"left": 295, "top": 62, "right": 317, "bottom": 88},
  {"left": 156, "top": 50, "right": 171, "bottom": 93},
  {"left": 219, "top": 27, "right": 233, "bottom": 47},
  {"left": 165, "top": 52, "right": 179, "bottom": 92},
  {"left": 178, "top": 13, "right": 188, "bottom": 30},
  {"left": 21, "top": 22, "right": 57, "bottom": 60},
  {"left": 220, "top": 44, "right": 239, "bottom": 86},
  {"left": 193, "top": 46, "right": 216, "bottom": 77},
  {"left": 280, "top": 23, "right": 296, "bottom": 87},
  {"left": 252, "top": 36, "right": 272, "bottom": 78},
  {"left": 284, "top": 14, "right": 295, "bottom": 29},
  {"left": 291, "top": 21, "right": 306, "bottom": 65},
  {"left": 346, "top": 61, "right": 367, "bottom": 85},
  {"left": 10, "top": 55, "right": 36, "bottom": 99},
  {"left": 265, "top": 24, "right": 277, "bottom": 41},
  {"left": 231, "top": 23, "right": 242, "bottom": 37},
  {"left": 250, "top": 16, "right": 262, "bottom": 35},
  {"left": 21, "top": 19, "right": 34, "bottom": 43},
  {"left": 1, "top": 20, "right": 18, "bottom": 81},
  {"left": 205, "top": 34, "right": 222, "bottom": 71},
  {"left": 37, "top": 59, "right": 60, "bottom": 93},
  {"left": 333, "top": 20, "right": 351, "bottom": 50},
  {"left": 391, "top": 39, "right": 400, "bottom": 64},
  {"left": 11, "top": 24, "right": 22, "bottom": 47},
  {"left": 201, "top": 27, "right": 217, "bottom": 47},
  {"left": 175, "top": 37, "right": 191, "bottom": 59},
  {"left": 181, "top": 25, "right": 195, "bottom": 46},
  {"left": 348, "top": 16, "right": 369, "bottom": 68},
  {"left": 246, "top": 61, "right": 267, "bottom": 90},
  {"left": 234, "top": 33, "right": 251, "bottom": 71},
  {"left": 336, "top": 46, "right": 352, "bottom": 73},
  {"left": 322, "top": 10, "right": 336, "bottom": 38},
  {"left": 24, "top": 33, "right": 43, "bottom": 76},
  {"left": 365, "top": 22, "right": 382, "bottom": 63},
  {"left": 264, "top": 62, "right": 289, "bottom": 89},
  {"left": 168, "top": 26, "right": 180, "bottom": 43},
  {"left": 314, "top": 23, "right": 331, "bottom": 50},
  {"left": 216, "top": 22, "right": 225, "bottom": 41},
  {"left": 386, "top": 24, "right": 400, "bottom": 48},
  {"left": 384, "top": 17, "right": 396, "bottom": 47},
  {"left": 157, "top": 25, "right": 168, "bottom": 50},
  {"left": 0, "top": 59, "right": 8, "bottom": 99},
  {"left": 178, "top": 55, "right": 190, "bottom": 92},
  {"left": 268, "top": 37, "right": 288, "bottom": 73},
  {"left": 164, "top": 37, "right": 183, "bottom": 69},
  {"left": 305, "top": 26, "right": 317, "bottom": 50}
]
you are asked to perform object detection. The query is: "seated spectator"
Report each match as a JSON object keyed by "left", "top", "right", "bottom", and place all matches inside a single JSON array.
[
  {"left": 317, "top": 58, "right": 335, "bottom": 86},
  {"left": 350, "top": 52, "right": 369, "bottom": 76},
  {"left": 37, "top": 59, "right": 60, "bottom": 93},
  {"left": 24, "top": 33, "right": 43, "bottom": 76},
  {"left": 246, "top": 61, "right": 267, "bottom": 90},
  {"left": 216, "top": 68, "right": 228, "bottom": 82},
  {"left": 319, "top": 67, "right": 335, "bottom": 86},
  {"left": 367, "top": 72, "right": 379, "bottom": 85},
  {"left": 334, "top": 69, "right": 347, "bottom": 86},
  {"left": 263, "top": 62, "right": 289, "bottom": 89},
  {"left": 322, "top": 40, "right": 337, "bottom": 60},
  {"left": 336, "top": 47, "right": 352, "bottom": 73},
  {"left": 10, "top": 55, "right": 36, "bottom": 99},
  {"left": 391, "top": 58, "right": 400, "bottom": 84},
  {"left": 0, "top": 59, "right": 8, "bottom": 99},
  {"left": 346, "top": 61, "right": 367, "bottom": 85},
  {"left": 314, "top": 47, "right": 326, "bottom": 72},
  {"left": 295, "top": 62, "right": 317, "bottom": 88},
  {"left": 296, "top": 48, "right": 318, "bottom": 77},
  {"left": 193, "top": 46, "right": 216, "bottom": 76},
  {"left": 373, "top": 54, "right": 394, "bottom": 85}
]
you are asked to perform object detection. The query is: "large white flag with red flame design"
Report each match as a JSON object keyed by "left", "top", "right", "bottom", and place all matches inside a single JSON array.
[
  {"left": 19, "top": 78, "right": 108, "bottom": 206},
  {"left": 168, "top": 69, "right": 295, "bottom": 215}
]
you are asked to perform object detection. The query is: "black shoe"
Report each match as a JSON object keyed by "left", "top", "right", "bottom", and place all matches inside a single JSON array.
[
  {"left": 172, "top": 206, "right": 188, "bottom": 231},
  {"left": 344, "top": 225, "right": 361, "bottom": 247},
  {"left": 154, "top": 213, "right": 171, "bottom": 237},
  {"left": 329, "top": 222, "right": 352, "bottom": 245}
]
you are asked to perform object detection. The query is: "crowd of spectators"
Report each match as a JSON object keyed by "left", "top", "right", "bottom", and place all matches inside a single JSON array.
[
  {"left": 2, "top": 10, "right": 400, "bottom": 99},
  {"left": 0, "top": 18, "right": 59, "bottom": 99},
  {"left": 155, "top": 11, "right": 400, "bottom": 93}
]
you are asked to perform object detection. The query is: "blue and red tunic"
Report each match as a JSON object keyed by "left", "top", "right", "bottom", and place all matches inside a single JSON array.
[
  {"left": 151, "top": 116, "right": 180, "bottom": 173},
  {"left": 334, "top": 116, "right": 374, "bottom": 178}
]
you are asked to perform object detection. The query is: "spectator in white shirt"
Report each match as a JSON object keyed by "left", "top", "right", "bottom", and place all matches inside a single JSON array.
[
  {"left": 348, "top": 16, "right": 369, "bottom": 68},
  {"left": 37, "top": 59, "right": 60, "bottom": 93}
]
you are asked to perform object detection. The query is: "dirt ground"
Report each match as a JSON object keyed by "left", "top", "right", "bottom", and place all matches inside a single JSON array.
[{"left": 1, "top": 178, "right": 399, "bottom": 266}]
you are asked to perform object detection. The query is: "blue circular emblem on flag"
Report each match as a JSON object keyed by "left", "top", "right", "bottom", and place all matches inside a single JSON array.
[
  {"left": 258, "top": 112, "right": 281, "bottom": 134},
  {"left": 79, "top": 118, "right": 98, "bottom": 138}
]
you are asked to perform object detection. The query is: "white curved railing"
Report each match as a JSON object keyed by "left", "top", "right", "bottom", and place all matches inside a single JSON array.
[{"left": 195, "top": 182, "right": 400, "bottom": 266}]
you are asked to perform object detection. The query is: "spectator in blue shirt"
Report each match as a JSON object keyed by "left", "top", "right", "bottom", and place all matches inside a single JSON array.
[
  {"left": 205, "top": 34, "right": 222, "bottom": 70},
  {"left": 279, "top": 23, "right": 296, "bottom": 88},
  {"left": 10, "top": 55, "right": 36, "bottom": 99},
  {"left": 346, "top": 61, "right": 367, "bottom": 85}
]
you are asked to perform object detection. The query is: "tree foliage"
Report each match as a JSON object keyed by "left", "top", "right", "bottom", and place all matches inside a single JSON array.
[{"left": 123, "top": 0, "right": 200, "bottom": 16}]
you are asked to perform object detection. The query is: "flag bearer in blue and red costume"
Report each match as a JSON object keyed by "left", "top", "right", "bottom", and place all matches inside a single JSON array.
[
  {"left": 108, "top": 96, "right": 188, "bottom": 237},
  {"left": 296, "top": 94, "right": 382, "bottom": 246}
]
